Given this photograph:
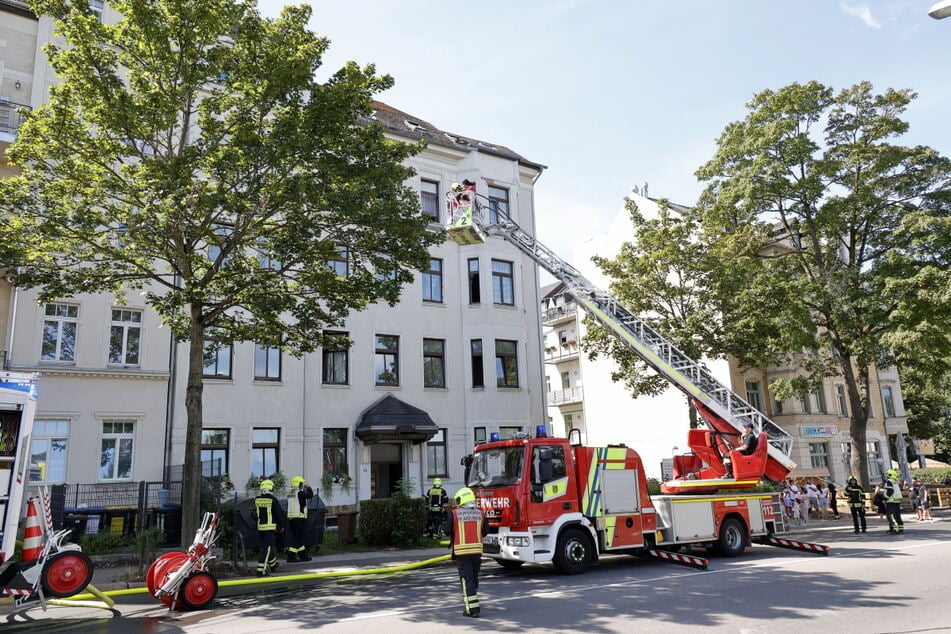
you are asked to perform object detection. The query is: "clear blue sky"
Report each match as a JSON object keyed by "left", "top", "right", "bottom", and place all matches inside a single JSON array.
[{"left": 259, "top": 0, "right": 950, "bottom": 262}]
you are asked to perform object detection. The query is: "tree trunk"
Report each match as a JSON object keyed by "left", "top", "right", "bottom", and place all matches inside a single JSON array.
[
  {"left": 840, "top": 354, "right": 872, "bottom": 488},
  {"left": 180, "top": 304, "right": 206, "bottom": 544}
]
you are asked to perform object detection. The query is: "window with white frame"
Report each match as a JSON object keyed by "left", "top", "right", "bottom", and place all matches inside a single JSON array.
[
  {"left": 426, "top": 428, "right": 448, "bottom": 477},
  {"left": 421, "top": 180, "right": 439, "bottom": 222},
  {"left": 254, "top": 343, "right": 281, "bottom": 380},
  {"left": 491, "top": 259, "right": 514, "bottom": 306},
  {"left": 100, "top": 420, "right": 134, "bottom": 480},
  {"left": 423, "top": 338, "right": 446, "bottom": 388},
  {"left": 374, "top": 334, "right": 399, "bottom": 386},
  {"left": 323, "top": 428, "right": 348, "bottom": 481},
  {"left": 422, "top": 258, "right": 443, "bottom": 303},
  {"left": 813, "top": 388, "right": 827, "bottom": 414},
  {"left": 474, "top": 427, "right": 486, "bottom": 444},
  {"left": 321, "top": 331, "right": 349, "bottom": 385},
  {"left": 250, "top": 427, "right": 280, "bottom": 477},
  {"left": 808, "top": 441, "right": 829, "bottom": 468},
  {"left": 745, "top": 381, "right": 762, "bottom": 410},
  {"left": 560, "top": 371, "right": 570, "bottom": 390},
  {"left": 563, "top": 413, "right": 574, "bottom": 437},
  {"left": 203, "top": 333, "right": 232, "bottom": 379},
  {"left": 109, "top": 308, "right": 142, "bottom": 365},
  {"left": 30, "top": 420, "right": 69, "bottom": 483},
  {"left": 499, "top": 425, "right": 522, "bottom": 439},
  {"left": 882, "top": 386, "right": 896, "bottom": 417},
  {"left": 42, "top": 303, "right": 78, "bottom": 362},
  {"left": 487, "top": 185, "right": 509, "bottom": 224},
  {"left": 200, "top": 428, "right": 230, "bottom": 477},
  {"left": 89, "top": 0, "right": 104, "bottom": 21},
  {"left": 835, "top": 384, "right": 848, "bottom": 416}
]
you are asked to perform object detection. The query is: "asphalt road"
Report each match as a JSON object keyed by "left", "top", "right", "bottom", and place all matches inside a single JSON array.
[{"left": 4, "top": 516, "right": 950, "bottom": 633}]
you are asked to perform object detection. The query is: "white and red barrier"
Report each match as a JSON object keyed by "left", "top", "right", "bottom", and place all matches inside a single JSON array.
[{"left": 648, "top": 548, "right": 709, "bottom": 570}]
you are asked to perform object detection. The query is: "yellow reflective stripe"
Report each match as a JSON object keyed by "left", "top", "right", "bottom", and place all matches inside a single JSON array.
[
  {"left": 604, "top": 515, "right": 617, "bottom": 546},
  {"left": 602, "top": 447, "right": 628, "bottom": 469},
  {"left": 254, "top": 497, "right": 276, "bottom": 530},
  {"left": 670, "top": 494, "right": 772, "bottom": 504},
  {"left": 543, "top": 476, "right": 570, "bottom": 501},
  {"left": 670, "top": 479, "right": 760, "bottom": 488}
]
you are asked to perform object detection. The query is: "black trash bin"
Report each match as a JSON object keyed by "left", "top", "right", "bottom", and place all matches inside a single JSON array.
[
  {"left": 306, "top": 494, "right": 327, "bottom": 550},
  {"left": 63, "top": 514, "right": 87, "bottom": 542}
]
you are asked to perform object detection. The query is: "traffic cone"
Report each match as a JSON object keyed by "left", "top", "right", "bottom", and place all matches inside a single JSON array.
[{"left": 21, "top": 498, "right": 43, "bottom": 562}]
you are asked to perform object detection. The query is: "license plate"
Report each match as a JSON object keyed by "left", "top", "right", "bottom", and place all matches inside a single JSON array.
[{"left": 483, "top": 535, "right": 499, "bottom": 546}]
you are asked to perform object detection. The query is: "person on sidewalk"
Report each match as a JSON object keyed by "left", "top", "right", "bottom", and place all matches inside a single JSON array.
[
  {"left": 443, "top": 487, "right": 488, "bottom": 618},
  {"left": 425, "top": 477, "right": 449, "bottom": 538},
  {"left": 872, "top": 485, "right": 887, "bottom": 519},
  {"left": 845, "top": 476, "right": 867, "bottom": 534},
  {"left": 883, "top": 469, "right": 904, "bottom": 535},
  {"left": 255, "top": 479, "right": 286, "bottom": 576},
  {"left": 828, "top": 480, "right": 840, "bottom": 520},
  {"left": 286, "top": 475, "right": 314, "bottom": 562}
]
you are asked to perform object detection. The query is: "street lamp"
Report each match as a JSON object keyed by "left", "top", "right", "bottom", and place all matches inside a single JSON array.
[{"left": 930, "top": 0, "right": 951, "bottom": 19}]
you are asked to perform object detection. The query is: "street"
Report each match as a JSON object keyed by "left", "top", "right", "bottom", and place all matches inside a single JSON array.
[{"left": 4, "top": 517, "right": 950, "bottom": 633}]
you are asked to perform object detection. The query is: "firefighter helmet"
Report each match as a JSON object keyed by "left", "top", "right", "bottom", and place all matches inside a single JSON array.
[
  {"left": 259, "top": 479, "right": 274, "bottom": 491},
  {"left": 886, "top": 469, "right": 899, "bottom": 479},
  {"left": 454, "top": 487, "right": 476, "bottom": 507},
  {"left": 291, "top": 476, "right": 305, "bottom": 487},
  {"left": 848, "top": 476, "right": 857, "bottom": 483},
  {"left": 433, "top": 478, "right": 443, "bottom": 487}
]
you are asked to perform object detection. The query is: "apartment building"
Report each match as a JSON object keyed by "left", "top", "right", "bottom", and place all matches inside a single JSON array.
[{"left": 0, "top": 2, "right": 546, "bottom": 510}]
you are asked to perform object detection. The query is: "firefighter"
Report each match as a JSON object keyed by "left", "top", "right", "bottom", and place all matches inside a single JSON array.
[
  {"left": 845, "top": 476, "right": 866, "bottom": 534},
  {"left": 425, "top": 477, "right": 449, "bottom": 538},
  {"left": 255, "top": 479, "right": 286, "bottom": 576},
  {"left": 442, "top": 487, "right": 488, "bottom": 618},
  {"left": 883, "top": 469, "right": 904, "bottom": 535},
  {"left": 723, "top": 422, "right": 758, "bottom": 478},
  {"left": 286, "top": 475, "right": 314, "bottom": 562}
]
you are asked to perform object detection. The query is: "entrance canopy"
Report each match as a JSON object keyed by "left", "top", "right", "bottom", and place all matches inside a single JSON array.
[{"left": 355, "top": 394, "right": 438, "bottom": 444}]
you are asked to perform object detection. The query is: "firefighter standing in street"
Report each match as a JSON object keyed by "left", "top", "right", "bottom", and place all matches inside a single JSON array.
[
  {"left": 286, "top": 475, "right": 314, "bottom": 562},
  {"left": 426, "top": 477, "right": 449, "bottom": 538},
  {"left": 845, "top": 476, "right": 867, "bottom": 534},
  {"left": 883, "top": 469, "right": 904, "bottom": 535},
  {"left": 255, "top": 479, "right": 286, "bottom": 576},
  {"left": 442, "top": 487, "right": 488, "bottom": 618}
]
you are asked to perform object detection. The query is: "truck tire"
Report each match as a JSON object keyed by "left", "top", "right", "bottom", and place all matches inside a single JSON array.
[
  {"left": 716, "top": 517, "right": 746, "bottom": 557},
  {"left": 496, "top": 559, "right": 525, "bottom": 570},
  {"left": 553, "top": 527, "right": 593, "bottom": 575}
]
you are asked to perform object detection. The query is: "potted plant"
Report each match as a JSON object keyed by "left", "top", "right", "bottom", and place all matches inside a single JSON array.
[
  {"left": 321, "top": 471, "right": 334, "bottom": 502},
  {"left": 245, "top": 474, "right": 262, "bottom": 494}
]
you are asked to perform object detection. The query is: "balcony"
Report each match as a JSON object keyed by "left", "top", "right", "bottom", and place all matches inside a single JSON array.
[
  {"left": 542, "top": 301, "right": 577, "bottom": 326},
  {"left": 0, "top": 99, "right": 30, "bottom": 143},
  {"left": 547, "top": 387, "right": 584, "bottom": 406},
  {"left": 544, "top": 341, "right": 579, "bottom": 363}
]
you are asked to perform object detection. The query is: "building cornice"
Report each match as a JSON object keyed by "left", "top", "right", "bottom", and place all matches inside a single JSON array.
[{"left": 9, "top": 365, "right": 169, "bottom": 380}]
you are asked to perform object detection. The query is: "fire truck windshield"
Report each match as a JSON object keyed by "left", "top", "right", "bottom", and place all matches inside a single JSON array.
[{"left": 467, "top": 446, "right": 524, "bottom": 488}]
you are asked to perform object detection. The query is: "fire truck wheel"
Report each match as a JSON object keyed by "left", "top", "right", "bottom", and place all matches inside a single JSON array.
[
  {"left": 496, "top": 559, "right": 525, "bottom": 570},
  {"left": 716, "top": 518, "right": 747, "bottom": 557},
  {"left": 41, "top": 551, "right": 94, "bottom": 598},
  {"left": 553, "top": 527, "right": 593, "bottom": 575},
  {"left": 180, "top": 571, "right": 218, "bottom": 610}
]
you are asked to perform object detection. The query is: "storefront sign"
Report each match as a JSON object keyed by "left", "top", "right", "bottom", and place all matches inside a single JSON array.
[{"left": 799, "top": 425, "right": 838, "bottom": 438}]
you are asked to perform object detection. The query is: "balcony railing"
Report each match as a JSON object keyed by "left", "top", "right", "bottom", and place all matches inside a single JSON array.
[
  {"left": 544, "top": 342, "right": 579, "bottom": 363},
  {"left": 547, "top": 387, "right": 584, "bottom": 406},
  {"left": 0, "top": 100, "right": 30, "bottom": 138},
  {"left": 542, "top": 301, "right": 577, "bottom": 325}
]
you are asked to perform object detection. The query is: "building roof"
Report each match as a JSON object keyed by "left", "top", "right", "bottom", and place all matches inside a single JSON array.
[{"left": 354, "top": 394, "right": 439, "bottom": 445}]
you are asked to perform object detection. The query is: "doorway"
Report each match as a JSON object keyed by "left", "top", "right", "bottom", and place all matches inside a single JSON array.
[{"left": 369, "top": 442, "right": 404, "bottom": 499}]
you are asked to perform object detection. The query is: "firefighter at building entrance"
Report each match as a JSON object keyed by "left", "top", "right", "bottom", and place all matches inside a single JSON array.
[
  {"left": 442, "top": 487, "right": 488, "bottom": 618},
  {"left": 255, "top": 479, "right": 286, "bottom": 576},
  {"left": 286, "top": 475, "right": 314, "bottom": 562},
  {"left": 425, "top": 477, "right": 448, "bottom": 538},
  {"left": 883, "top": 469, "right": 904, "bottom": 535},
  {"left": 845, "top": 476, "right": 867, "bottom": 534}
]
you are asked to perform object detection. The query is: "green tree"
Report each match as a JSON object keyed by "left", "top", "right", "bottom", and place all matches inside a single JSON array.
[{"left": 1, "top": 0, "right": 440, "bottom": 541}]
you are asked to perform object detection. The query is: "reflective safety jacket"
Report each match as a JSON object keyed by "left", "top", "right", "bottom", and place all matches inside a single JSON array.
[
  {"left": 427, "top": 486, "right": 448, "bottom": 512},
  {"left": 884, "top": 478, "right": 902, "bottom": 503},
  {"left": 845, "top": 482, "right": 865, "bottom": 508},
  {"left": 450, "top": 506, "right": 486, "bottom": 557},
  {"left": 287, "top": 485, "right": 314, "bottom": 520},
  {"left": 255, "top": 492, "right": 286, "bottom": 531}
]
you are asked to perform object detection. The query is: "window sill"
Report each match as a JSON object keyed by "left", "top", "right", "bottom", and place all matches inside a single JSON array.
[
  {"left": 422, "top": 300, "right": 447, "bottom": 308},
  {"left": 321, "top": 383, "right": 351, "bottom": 388},
  {"left": 253, "top": 379, "right": 283, "bottom": 385}
]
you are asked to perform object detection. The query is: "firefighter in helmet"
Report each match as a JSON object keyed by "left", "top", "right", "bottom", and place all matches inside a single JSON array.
[
  {"left": 442, "top": 487, "right": 488, "bottom": 618},
  {"left": 255, "top": 479, "right": 286, "bottom": 576},
  {"left": 883, "top": 469, "right": 904, "bottom": 535},
  {"left": 286, "top": 475, "right": 314, "bottom": 562},
  {"left": 844, "top": 475, "right": 866, "bottom": 534},
  {"left": 425, "top": 477, "right": 449, "bottom": 538}
]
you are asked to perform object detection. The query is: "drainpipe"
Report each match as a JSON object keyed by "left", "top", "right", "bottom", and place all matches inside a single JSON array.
[
  {"left": 163, "top": 282, "right": 179, "bottom": 481},
  {"left": 6, "top": 280, "right": 19, "bottom": 369}
]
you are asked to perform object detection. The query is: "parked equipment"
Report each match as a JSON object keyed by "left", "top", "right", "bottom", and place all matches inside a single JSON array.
[{"left": 146, "top": 511, "right": 220, "bottom": 610}]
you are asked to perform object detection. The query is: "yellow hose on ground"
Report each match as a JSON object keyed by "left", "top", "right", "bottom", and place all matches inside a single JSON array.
[{"left": 63, "top": 553, "right": 451, "bottom": 601}]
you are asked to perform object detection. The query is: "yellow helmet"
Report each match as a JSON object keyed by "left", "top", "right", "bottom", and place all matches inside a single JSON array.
[
  {"left": 886, "top": 469, "right": 899, "bottom": 479},
  {"left": 291, "top": 476, "right": 305, "bottom": 487},
  {"left": 454, "top": 487, "right": 475, "bottom": 506},
  {"left": 433, "top": 478, "right": 443, "bottom": 487},
  {"left": 259, "top": 479, "right": 274, "bottom": 491}
]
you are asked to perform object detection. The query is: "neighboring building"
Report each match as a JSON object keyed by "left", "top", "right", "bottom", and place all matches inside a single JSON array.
[{"left": 1, "top": 2, "right": 546, "bottom": 513}]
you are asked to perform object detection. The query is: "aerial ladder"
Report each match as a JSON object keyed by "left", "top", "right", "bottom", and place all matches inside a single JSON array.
[{"left": 446, "top": 184, "right": 796, "bottom": 493}]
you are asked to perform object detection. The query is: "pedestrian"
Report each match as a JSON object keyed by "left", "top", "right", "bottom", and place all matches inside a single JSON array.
[
  {"left": 255, "top": 478, "right": 286, "bottom": 576},
  {"left": 872, "top": 485, "right": 887, "bottom": 519},
  {"left": 286, "top": 475, "right": 314, "bottom": 562},
  {"left": 828, "top": 481, "right": 840, "bottom": 519},
  {"left": 883, "top": 469, "right": 904, "bottom": 535},
  {"left": 917, "top": 480, "right": 934, "bottom": 522},
  {"left": 845, "top": 476, "right": 867, "bottom": 534},
  {"left": 817, "top": 483, "right": 829, "bottom": 520},
  {"left": 910, "top": 478, "right": 922, "bottom": 521},
  {"left": 443, "top": 487, "right": 488, "bottom": 618},
  {"left": 805, "top": 479, "right": 820, "bottom": 520},
  {"left": 425, "top": 477, "right": 449, "bottom": 538}
]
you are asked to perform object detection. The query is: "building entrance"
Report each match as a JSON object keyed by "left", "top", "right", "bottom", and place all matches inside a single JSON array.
[{"left": 369, "top": 442, "right": 403, "bottom": 498}]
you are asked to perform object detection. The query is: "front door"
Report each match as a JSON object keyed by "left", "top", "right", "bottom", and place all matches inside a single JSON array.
[{"left": 370, "top": 442, "right": 404, "bottom": 498}]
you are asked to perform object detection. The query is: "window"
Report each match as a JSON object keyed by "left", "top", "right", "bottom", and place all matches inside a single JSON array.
[
  {"left": 882, "top": 386, "right": 896, "bottom": 417},
  {"left": 495, "top": 339, "right": 519, "bottom": 388},
  {"left": 422, "top": 258, "right": 443, "bottom": 303},
  {"left": 867, "top": 441, "right": 883, "bottom": 479},
  {"left": 558, "top": 330, "right": 568, "bottom": 345},
  {"left": 491, "top": 259, "right": 514, "bottom": 306},
  {"left": 563, "top": 414, "right": 574, "bottom": 437},
  {"left": 487, "top": 185, "right": 509, "bottom": 224},
  {"left": 203, "top": 334, "right": 232, "bottom": 379},
  {"left": 250, "top": 428, "right": 280, "bottom": 478},
  {"left": 256, "top": 237, "right": 281, "bottom": 271},
  {"left": 835, "top": 384, "right": 848, "bottom": 416},
  {"left": 799, "top": 394, "right": 811, "bottom": 414},
  {"left": 100, "top": 420, "right": 134, "bottom": 480},
  {"left": 474, "top": 427, "right": 486, "bottom": 444},
  {"left": 426, "top": 428, "right": 448, "bottom": 477},
  {"left": 323, "top": 428, "right": 348, "bottom": 480},
  {"left": 42, "top": 303, "right": 78, "bottom": 362},
  {"left": 773, "top": 394, "right": 784, "bottom": 415},
  {"left": 109, "top": 309, "right": 142, "bottom": 365},
  {"left": 532, "top": 445, "right": 566, "bottom": 483},
  {"left": 207, "top": 224, "right": 234, "bottom": 267},
  {"left": 375, "top": 334, "right": 399, "bottom": 386},
  {"left": 744, "top": 381, "right": 762, "bottom": 410},
  {"left": 89, "top": 0, "right": 104, "bottom": 21},
  {"left": 423, "top": 338, "right": 446, "bottom": 388},
  {"left": 499, "top": 426, "right": 522, "bottom": 439},
  {"left": 468, "top": 258, "right": 481, "bottom": 304},
  {"left": 471, "top": 339, "right": 484, "bottom": 388},
  {"left": 254, "top": 343, "right": 281, "bottom": 380},
  {"left": 328, "top": 245, "right": 349, "bottom": 277},
  {"left": 321, "top": 331, "right": 349, "bottom": 385},
  {"left": 200, "top": 429, "right": 230, "bottom": 477},
  {"left": 560, "top": 371, "right": 570, "bottom": 390},
  {"left": 30, "top": 421, "right": 69, "bottom": 483},
  {"left": 813, "top": 388, "right": 827, "bottom": 414},
  {"left": 421, "top": 180, "right": 439, "bottom": 222},
  {"left": 809, "top": 442, "right": 829, "bottom": 469}
]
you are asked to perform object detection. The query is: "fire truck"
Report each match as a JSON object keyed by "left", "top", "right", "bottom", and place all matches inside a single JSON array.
[{"left": 447, "top": 186, "right": 826, "bottom": 573}]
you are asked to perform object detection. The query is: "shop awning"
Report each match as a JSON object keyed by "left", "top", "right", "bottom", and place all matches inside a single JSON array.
[{"left": 354, "top": 394, "right": 438, "bottom": 444}]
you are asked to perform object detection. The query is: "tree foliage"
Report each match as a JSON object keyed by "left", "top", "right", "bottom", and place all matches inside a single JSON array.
[{"left": 1, "top": 0, "right": 441, "bottom": 540}]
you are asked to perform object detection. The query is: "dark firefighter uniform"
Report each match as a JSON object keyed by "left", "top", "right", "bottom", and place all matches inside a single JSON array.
[
  {"left": 286, "top": 475, "right": 314, "bottom": 562},
  {"left": 884, "top": 470, "right": 904, "bottom": 534},
  {"left": 255, "top": 479, "right": 286, "bottom": 576},
  {"left": 426, "top": 478, "right": 449, "bottom": 538},
  {"left": 845, "top": 476, "right": 866, "bottom": 533},
  {"left": 443, "top": 487, "right": 488, "bottom": 618}
]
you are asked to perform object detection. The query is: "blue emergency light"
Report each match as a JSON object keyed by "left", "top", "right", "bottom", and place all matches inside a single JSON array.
[
  {"left": 535, "top": 425, "right": 548, "bottom": 438},
  {"left": 489, "top": 432, "right": 501, "bottom": 442}
]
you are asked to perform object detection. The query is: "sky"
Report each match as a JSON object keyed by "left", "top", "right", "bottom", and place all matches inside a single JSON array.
[{"left": 257, "top": 0, "right": 950, "bottom": 475}]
